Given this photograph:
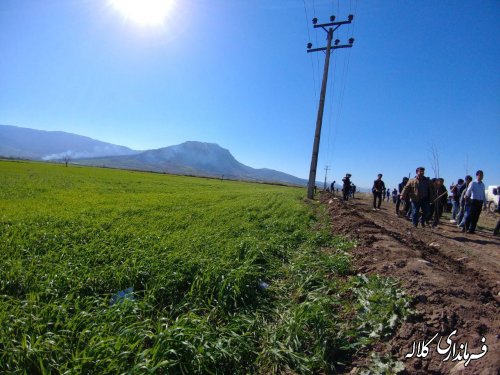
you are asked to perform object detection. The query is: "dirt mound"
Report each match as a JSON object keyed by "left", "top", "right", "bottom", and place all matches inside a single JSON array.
[{"left": 321, "top": 192, "right": 499, "bottom": 374}]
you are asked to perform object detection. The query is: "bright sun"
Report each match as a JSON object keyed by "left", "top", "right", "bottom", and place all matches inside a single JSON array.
[{"left": 109, "top": 0, "right": 174, "bottom": 26}]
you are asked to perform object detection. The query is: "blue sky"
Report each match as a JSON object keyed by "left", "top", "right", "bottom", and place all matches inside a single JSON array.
[{"left": 1, "top": 0, "right": 499, "bottom": 189}]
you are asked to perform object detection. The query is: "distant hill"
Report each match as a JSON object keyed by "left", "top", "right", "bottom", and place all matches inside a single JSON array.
[
  {"left": 0, "top": 125, "right": 307, "bottom": 186},
  {"left": 0, "top": 124, "right": 138, "bottom": 160},
  {"left": 76, "top": 141, "right": 307, "bottom": 186}
]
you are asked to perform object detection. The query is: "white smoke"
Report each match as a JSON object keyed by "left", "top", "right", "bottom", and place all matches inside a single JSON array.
[
  {"left": 42, "top": 144, "right": 137, "bottom": 161},
  {"left": 42, "top": 150, "right": 99, "bottom": 160}
]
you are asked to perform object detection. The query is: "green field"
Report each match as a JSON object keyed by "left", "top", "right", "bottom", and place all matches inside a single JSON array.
[{"left": 0, "top": 160, "right": 409, "bottom": 374}]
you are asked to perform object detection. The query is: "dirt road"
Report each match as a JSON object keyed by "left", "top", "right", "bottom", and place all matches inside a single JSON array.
[{"left": 321, "top": 192, "right": 499, "bottom": 374}]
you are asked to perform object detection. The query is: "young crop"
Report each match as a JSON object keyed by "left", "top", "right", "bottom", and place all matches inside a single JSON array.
[{"left": 0, "top": 161, "right": 409, "bottom": 373}]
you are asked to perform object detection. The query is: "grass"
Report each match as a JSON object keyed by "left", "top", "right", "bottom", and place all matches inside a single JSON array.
[{"left": 0, "top": 160, "right": 410, "bottom": 374}]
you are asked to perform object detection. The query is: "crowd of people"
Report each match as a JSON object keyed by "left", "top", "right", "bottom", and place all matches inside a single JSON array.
[
  {"left": 329, "top": 167, "right": 496, "bottom": 236},
  {"left": 394, "top": 167, "right": 487, "bottom": 234}
]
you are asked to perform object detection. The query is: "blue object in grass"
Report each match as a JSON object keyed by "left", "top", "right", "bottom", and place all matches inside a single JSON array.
[
  {"left": 258, "top": 281, "right": 270, "bottom": 290},
  {"left": 110, "top": 287, "right": 135, "bottom": 306}
]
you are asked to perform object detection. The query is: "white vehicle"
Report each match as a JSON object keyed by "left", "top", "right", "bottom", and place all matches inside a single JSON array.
[{"left": 486, "top": 185, "right": 500, "bottom": 213}]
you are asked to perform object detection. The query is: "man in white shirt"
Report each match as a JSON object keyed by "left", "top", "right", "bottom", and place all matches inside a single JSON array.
[{"left": 464, "top": 170, "right": 487, "bottom": 234}]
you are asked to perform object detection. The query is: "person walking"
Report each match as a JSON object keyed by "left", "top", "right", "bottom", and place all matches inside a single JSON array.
[
  {"left": 464, "top": 170, "right": 487, "bottom": 234},
  {"left": 431, "top": 178, "right": 448, "bottom": 227},
  {"left": 428, "top": 178, "right": 437, "bottom": 225},
  {"left": 396, "top": 177, "right": 409, "bottom": 216},
  {"left": 372, "top": 174, "right": 385, "bottom": 210},
  {"left": 456, "top": 175, "right": 472, "bottom": 227},
  {"left": 400, "top": 167, "right": 434, "bottom": 228},
  {"left": 450, "top": 179, "right": 464, "bottom": 223},
  {"left": 342, "top": 174, "right": 351, "bottom": 201},
  {"left": 386, "top": 188, "right": 391, "bottom": 202},
  {"left": 392, "top": 188, "right": 398, "bottom": 203}
]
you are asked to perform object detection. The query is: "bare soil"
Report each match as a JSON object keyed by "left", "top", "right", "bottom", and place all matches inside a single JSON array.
[{"left": 320, "top": 192, "right": 500, "bottom": 375}]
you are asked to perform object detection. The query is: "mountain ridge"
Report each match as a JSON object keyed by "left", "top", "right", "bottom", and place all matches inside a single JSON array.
[
  {"left": 76, "top": 141, "right": 307, "bottom": 186},
  {"left": 0, "top": 124, "right": 139, "bottom": 160},
  {"left": 0, "top": 125, "right": 307, "bottom": 186}
]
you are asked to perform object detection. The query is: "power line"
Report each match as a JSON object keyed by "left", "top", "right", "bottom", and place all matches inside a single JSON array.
[
  {"left": 302, "top": 0, "right": 319, "bottom": 102},
  {"left": 330, "top": 49, "right": 352, "bottom": 164},
  {"left": 324, "top": 0, "right": 339, "bottom": 169},
  {"left": 325, "top": 0, "right": 357, "bottom": 168},
  {"left": 325, "top": 43, "right": 337, "bottom": 166},
  {"left": 329, "top": 1, "right": 357, "bottom": 163},
  {"left": 310, "top": 0, "right": 322, "bottom": 99}
]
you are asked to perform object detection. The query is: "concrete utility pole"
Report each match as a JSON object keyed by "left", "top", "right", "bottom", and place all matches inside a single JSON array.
[
  {"left": 323, "top": 165, "right": 329, "bottom": 190},
  {"left": 306, "top": 15, "right": 355, "bottom": 199}
]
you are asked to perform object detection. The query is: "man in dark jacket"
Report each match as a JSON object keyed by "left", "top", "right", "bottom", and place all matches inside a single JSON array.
[
  {"left": 372, "top": 174, "right": 386, "bottom": 210},
  {"left": 396, "top": 177, "right": 409, "bottom": 216},
  {"left": 431, "top": 178, "right": 448, "bottom": 227},
  {"left": 400, "top": 167, "right": 435, "bottom": 228},
  {"left": 428, "top": 178, "right": 437, "bottom": 224},
  {"left": 342, "top": 174, "right": 351, "bottom": 201},
  {"left": 457, "top": 175, "right": 473, "bottom": 228},
  {"left": 450, "top": 178, "right": 464, "bottom": 223}
]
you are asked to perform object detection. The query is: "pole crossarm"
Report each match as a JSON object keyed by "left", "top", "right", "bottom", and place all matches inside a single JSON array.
[
  {"left": 313, "top": 19, "right": 352, "bottom": 29},
  {"left": 307, "top": 44, "right": 353, "bottom": 53}
]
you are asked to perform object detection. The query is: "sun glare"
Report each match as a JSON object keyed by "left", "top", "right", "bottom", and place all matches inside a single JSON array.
[{"left": 109, "top": 0, "right": 174, "bottom": 26}]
